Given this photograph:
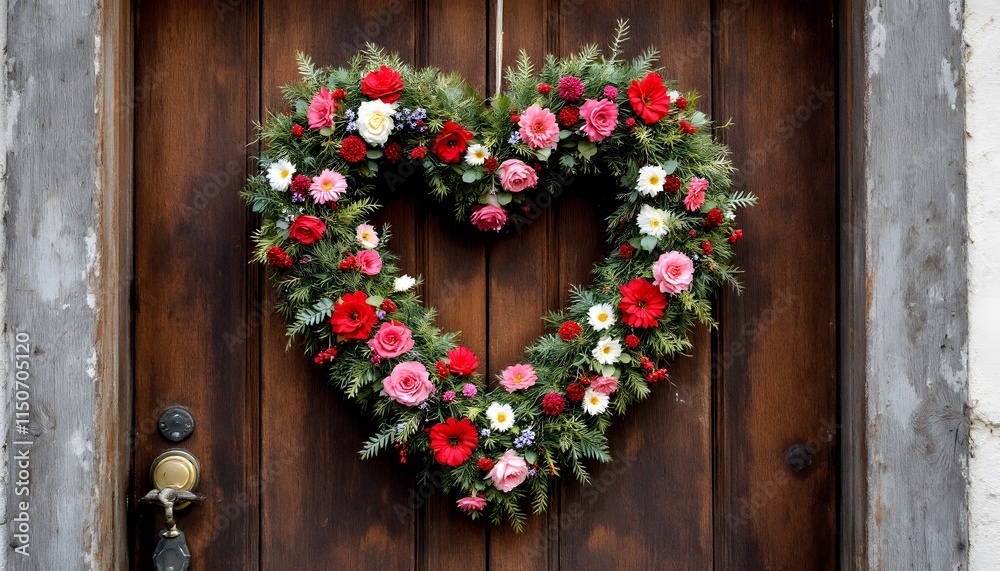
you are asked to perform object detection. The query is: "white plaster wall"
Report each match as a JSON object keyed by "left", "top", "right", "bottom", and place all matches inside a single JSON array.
[{"left": 965, "top": 1, "right": 1000, "bottom": 569}]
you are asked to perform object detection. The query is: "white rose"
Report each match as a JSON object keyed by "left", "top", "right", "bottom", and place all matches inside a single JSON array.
[{"left": 356, "top": 100, "right": 396, "bottom": 146}]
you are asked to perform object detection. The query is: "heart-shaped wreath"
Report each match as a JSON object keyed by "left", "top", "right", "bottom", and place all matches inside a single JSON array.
[{"left": 242, "top": 23, "right": 754, "bottom": 530}]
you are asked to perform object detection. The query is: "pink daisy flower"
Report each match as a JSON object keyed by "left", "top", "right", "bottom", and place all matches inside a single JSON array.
[
  {"left": 684, "top": 177, "right": 709, "bottom": 211},
  {"left": 517, "top": 105, "right": 560, "bottom": 150},
  {"left": 500, "top": 363, "right": 538, "bottom": 392},
  {"left": 309, "top": 169, "right": 347, "bottom": 204}
]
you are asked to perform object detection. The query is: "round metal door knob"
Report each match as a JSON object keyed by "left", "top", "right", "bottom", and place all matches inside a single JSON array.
[
  {"left": 158, "top": 407, "right": 195, "bottom": 442},
  {"left": 150, "top": 449, "right": 201, "bottom": 509}
]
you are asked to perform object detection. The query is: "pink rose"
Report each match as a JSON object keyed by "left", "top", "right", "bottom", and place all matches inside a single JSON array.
[
  {"left": 307, "top": 87, "right": 337, "bottom": 130},
  {"left": 684, "top": 177, "right": 708, "bottom": 211},
  {"left": 488, "top": 450, "right": 529, "bottom": 492},
  {"left": 456, "top": 496, "right": 487, "bottom": 512},
  {"left": 471, "top": 204, "right": 507, "bottom": 232},
  {"left": 498, "top": 159, "right": 538, "bottom": 193},
  {"left": 590, "top": 375, "right": 619, "bottom": 396},
  {"left": 368, "top": 320, "right": 414, "bottom": 359},
  {"left": 382, "top": 361, "right": 434, "bottom": 406},
  {"left": 517, "top": 104, "right": 559, "bottom": 149},
  {"left": 356, "top": 249, "right": 382, "bottom": 276},
  {"left": 579, "top": 98, "right": 619, "bottom": 142},
  {"left": 652, "top": 251, "right": 695, "bottom": 295},
  {"left": 500, "top": 363, "right": 537, "bottom": 392}
]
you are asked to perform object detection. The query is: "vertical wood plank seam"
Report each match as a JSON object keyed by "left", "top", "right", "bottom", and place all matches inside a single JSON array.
[{"left": 254, "top": 0, "right": 265, "bottom": 567}]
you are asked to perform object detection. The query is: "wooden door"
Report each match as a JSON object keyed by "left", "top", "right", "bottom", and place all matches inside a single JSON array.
[{"left": 132, "top": 1, "right": 837, "bottom": 568}]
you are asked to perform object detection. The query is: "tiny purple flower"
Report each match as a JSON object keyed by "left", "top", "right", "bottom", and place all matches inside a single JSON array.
[{"left": 443, "top": 390, "right": 456, "bottom": 403}]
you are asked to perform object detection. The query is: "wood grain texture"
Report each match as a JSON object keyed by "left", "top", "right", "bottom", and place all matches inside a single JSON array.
[
  {"left": 713, "top": 0, "right": 838, "bottom": 568},
  {"left": 133, "top": 0, "right": 260, "bottom": 567},
  {"left": 555, "top": 2, "right": 717, "bottom": 569},
  {"left": 860, "top": 0, "right": 969, "bottom": 567}
]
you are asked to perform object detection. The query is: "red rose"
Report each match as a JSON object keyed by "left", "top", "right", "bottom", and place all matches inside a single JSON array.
[
  {"left": 447, "top": 346, "right": 479, "bottom": 376},
  {"left": 541, "top": 392, "right": 566, "bottom": 416},
  {"left": 566, "top": 383, "right": 586, "bottom": 402},
  {"left": 704, "top": 207, "right": 724, "bottom": 227},
  {"left": 361, "top": 65, "right": 404, "bottom": 103},
  {"left": 329, "top": 291, "right": 378, "bottom": 340},
  {"left": 289, "top": 215, "right": 326, "bottom": 245},
  {"left": 628, "top": 72, "right": 671, "bottom": 124},
  {"left": 429, "top": 418, "right": 478, "bottom": 466},
  {"left": 433, "top": 121, "right": 474, "bottom": 164},
  {"left": 619, "top": 278, "right": 667, "bottom": 328},
  {"left": 559, "top": 321, "right": 582, "bottom": 342},
  {"left": 266, "top": 246, "right": 293, "bottom": 268}
]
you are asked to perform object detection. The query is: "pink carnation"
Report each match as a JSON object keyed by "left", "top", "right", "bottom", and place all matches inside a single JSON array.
[
  {"left": 590, "top": 375, "right": 619, "bottom": 396},
  {"left": 368, "top": 320, "right": 414, "bottom": 359},
  {"left": 518, "top": 105, "right": 559, "bottom": 149},
  {"left": 307, "top": 87, "right": 337, "bottom": 130},
  {"left": 684, "top": 177, "right": 709, "bottom": 211},
  {"left": 356, "top": 249, "right": 382, "bottom": 276},
  {"left": 456, "top": 496, "right": 487, "bottom": 512},
  {"left": 579, "top": 98, "right": 619, "bottom": 142},
  {"left": 382, "top": 361, "right": 434, "bottom": 406},
  {"left": 462, "top": 383, "right": 477, "bottom": 398},
  {"left": 471, "top": 204, "right": 508, "bottom": 232},
  {"left": 310, "top": 169, "right": 347, "bottom": 204},
  {"left": 652, "top": 251, "right": 695, "bottom": 295},
  {"left": 498, "top": 159, "right": 538, "bottom": 193},
  {"left": 488, "top": 450, "right": 529, "bottom": 492},
  {"left": 500, "top": 363, "right": 537, "bottom": 392}
]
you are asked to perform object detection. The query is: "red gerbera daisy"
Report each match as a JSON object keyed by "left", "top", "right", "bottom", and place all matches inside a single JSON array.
[
  {"left": 429, "top": 417, "right": 479, "bottom": 467},
  {"left": 628, "top": 72, "right": 671, "bottom": 124},
  {"left": 618, "top": 278, "right": 667, "bottom": 328}
]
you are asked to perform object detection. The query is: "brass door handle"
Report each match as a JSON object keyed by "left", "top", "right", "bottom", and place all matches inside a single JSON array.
[{"left": 142, "top": 449, "right": 204, "bottom": 571}]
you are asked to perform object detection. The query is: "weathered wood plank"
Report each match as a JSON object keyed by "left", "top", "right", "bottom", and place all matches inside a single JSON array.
[{"left": 859, "top": 0, "right": 969, "bottom": 567}]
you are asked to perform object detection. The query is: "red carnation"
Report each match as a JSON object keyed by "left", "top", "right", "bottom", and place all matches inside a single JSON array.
[
  {"left": 267, "top": 247, "right": 293, "bottom": 269},
  {"left": 675, "top": 96, "right": 688, "bottom": 110},
  {"left": 628, "top": 72, "right": 671, "bottom": 124},
  {"left": 381, "top": 299, "right": 397, "bottom": 313},
  {"left": 483, "top": 156, "right": 499, "bottom": 173},
  {"left": 619, "top": 278, "right": 668, "bottom": 328},
  {"left": 478, "top": 457, "right": 494, "bottom": 471},
  {"left": 433, "top": 121, "right": 474, "bottom": 164},
  {"left": 542, "top": 392, "right": 567, "bottom": 416},
  {"left": 702, "top": 241, "right": 713, "bottom": 255},
  {"left": 704, "top": 208, "right": 724, "bottom": 227},
  {"left": 680, "top": 120, "right": 697, "bottom": 135},
  {"left": 429, "top": 418, "right": 478, "bottom": 467},
  {"left": 619, "top": 243, "right": 636, "bottom": 259},
  {"left": 566, "top": 383, "right": 585, "bottom": 402},
  {"left": 625, "top": 334, "right": 640, "bottom": 349},
  {"left": 558, "top": 106, "right": 580, "bottom": 127},
  {"left": 625, "top": 117, "right": 636, "bottom": 130},
  {"left": 664, "top": 175, "right": 681, "bottom": 194},
  {"left": 411, "top": 145, "right": 427, "bottom": 160},
  {"left": 329, "top": 291, "right": 378, "bottom": 340},
  {"left": 331, "top": 88, "right": 347, "bottom": 100},
  {"left": 291, "top": 124, "right": 304, "bottom": 138},
  {"left": 436, "top": 360, "right": 450, "bottom": 379},
  {"left": 447, "top": 346, "right": 479, "bottom": 376},
  {"left": 289, "top": 215, "right": 326, "bottom": 245},
  {"left": 538, "top": 83, "right": 552, "bottom": 95},
  {"left": 361, "top": 65, "right": 404, "bottom": 103},
  {"left": 729, "top": 229, "right": 743, "bottom": 243},
  {"left": 290, "top": 174, "right": 311, "bottom": 198},
  {"left": 384, "top": 141, "right": 402, "bottom": 163},
  {"left": 559, "top": 320, "right": 582, "bottom": 342},
  {"left": 313, "top": 347, "right": 338, "bottom": 364},
  {"left": 340, "top": 135, "right": 367, "bottom": 163}
]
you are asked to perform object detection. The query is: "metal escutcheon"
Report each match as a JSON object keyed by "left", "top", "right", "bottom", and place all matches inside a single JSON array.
[{"left": 150, "top": 450, "right": 201, "bottom": 509}]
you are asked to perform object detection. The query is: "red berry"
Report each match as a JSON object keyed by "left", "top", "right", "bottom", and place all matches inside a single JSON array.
[
  {"left": 538, "top": 83, "right": 552, "bottom": 95},
  {"left": 384, "top": 142, "right": 402, "bottom": 162},
  {"left": 291, "top": 124, "right": 304, "bottom": 138},
  {"left": 566, "top": 383, "right": 585, "bottom": 402},
  {"left": 704, "top": 208, "right": 724, "bottom": 228},
  {"left": 478, "top": 457, "right": 494, "bottom": 471},
  {"left": 313, "top": 347, "right": 338, "bottom": 364},
  {"left": 729, "top": 229, "right": 743, "bottom": 244},
  {"left": 640, "top": 356, "right": 655, "bottom": 371},
  {"left": 410, "top": 145, "right": 427, "bottom": 160},
  {"left": 680, "top": 120, "right": 697, "bottom": 135},
  {"left": 381, "top": 299, "right": 397, "bottom": 313},
  {"left": 625, "top": 334, "right": 640, "bottom": 349},
  {"left": 484, "top": 157, "right": 499, "bottom": 174},
  {"left": 267, "top": 247, "right": 294, "bottom": 269},
  {"left": 702, "top": 241, "right": 713, "bottom": 255},
  {"left": 331, "top": 88, "right": 347, "bottom": 100},
  {"left": 625, "top": 117, "right": 636, "bottom": 130},
  {"left": 558, "top": 106, "right": 580, "bottom": 127},
  {"left": 676, "top": 96, "right": 688, "bottom": 110},
  {"left": 338, "top": 255, "right": 359, "bottom": 271},
  {"left": 559, "top": 321, "right": 582, "bottom": 342},
  {"left": 619, "top": 243, "right": 636, "bottom": 259},
  {"left": 689, "top": 229, "right": 698, "bottom": 237}
]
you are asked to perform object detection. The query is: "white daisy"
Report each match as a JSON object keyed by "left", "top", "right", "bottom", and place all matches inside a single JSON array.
[
  {"left": 356, "top": 223, "right": 379, "bottom": 249},
  {"left": 486, "top": 402, "right": 515, "bottom": 432},
  {"left": 636, "top": 165, "right": 667, "bottom": 196},
  {"left": 587, "top": 303, "right": 615, "bottom": 332},
  {"left": 592, "top": 337, "right": 622, "bottom": 365},
  {"left": 394, "top": 274, "right": 416, "bottom": 292},
  {"left": 356, "top": 100, "right": 397, "bottom": 146},
  {"left": 267, "top": 159, "right": 295, "bottom": 191},
  {"left": 464, "top": 144, "right": 490, "bottom": 166},
  {"left": 637, "top": 204, "right": 670, "bottom": 238},
  {"left": 582, "top": 388, "right": 610, "bottom": 415}
]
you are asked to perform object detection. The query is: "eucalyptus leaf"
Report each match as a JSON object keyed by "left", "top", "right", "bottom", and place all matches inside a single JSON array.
[
  {"left": 640, "top": 235, "right": 658, "bottom": 251},
  {"left": 497, "top": 192, "right": 513, "bottom": 206},
  {"left": 524, "top": 450, "right": 538, "bottom": 464},
  {"left": 578, "top": 140, "right": 597, "bottom": 160},
  {"left": 295, "top": 100, "right": 309, "bottom": 115},
  {"left": 661, "top": 159, "right": 679, "bottom": 174},
  {"left": 319, "top": 127, "right": 333, "bottom": 137},
  {"left": 559, "top": 154, "right": 576, "bottom": 169},
  {"left": 690, "top": 111, "right": 707, "bottom": 127},
  {"left": 535, "top": 147, "right": 552, "bottom": 161},
  {"left": 366, "top": 295, "right": 384, "bottom": 307},
  {"left": 367, "top": 149, "right": 384, "bottom": 159}
]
